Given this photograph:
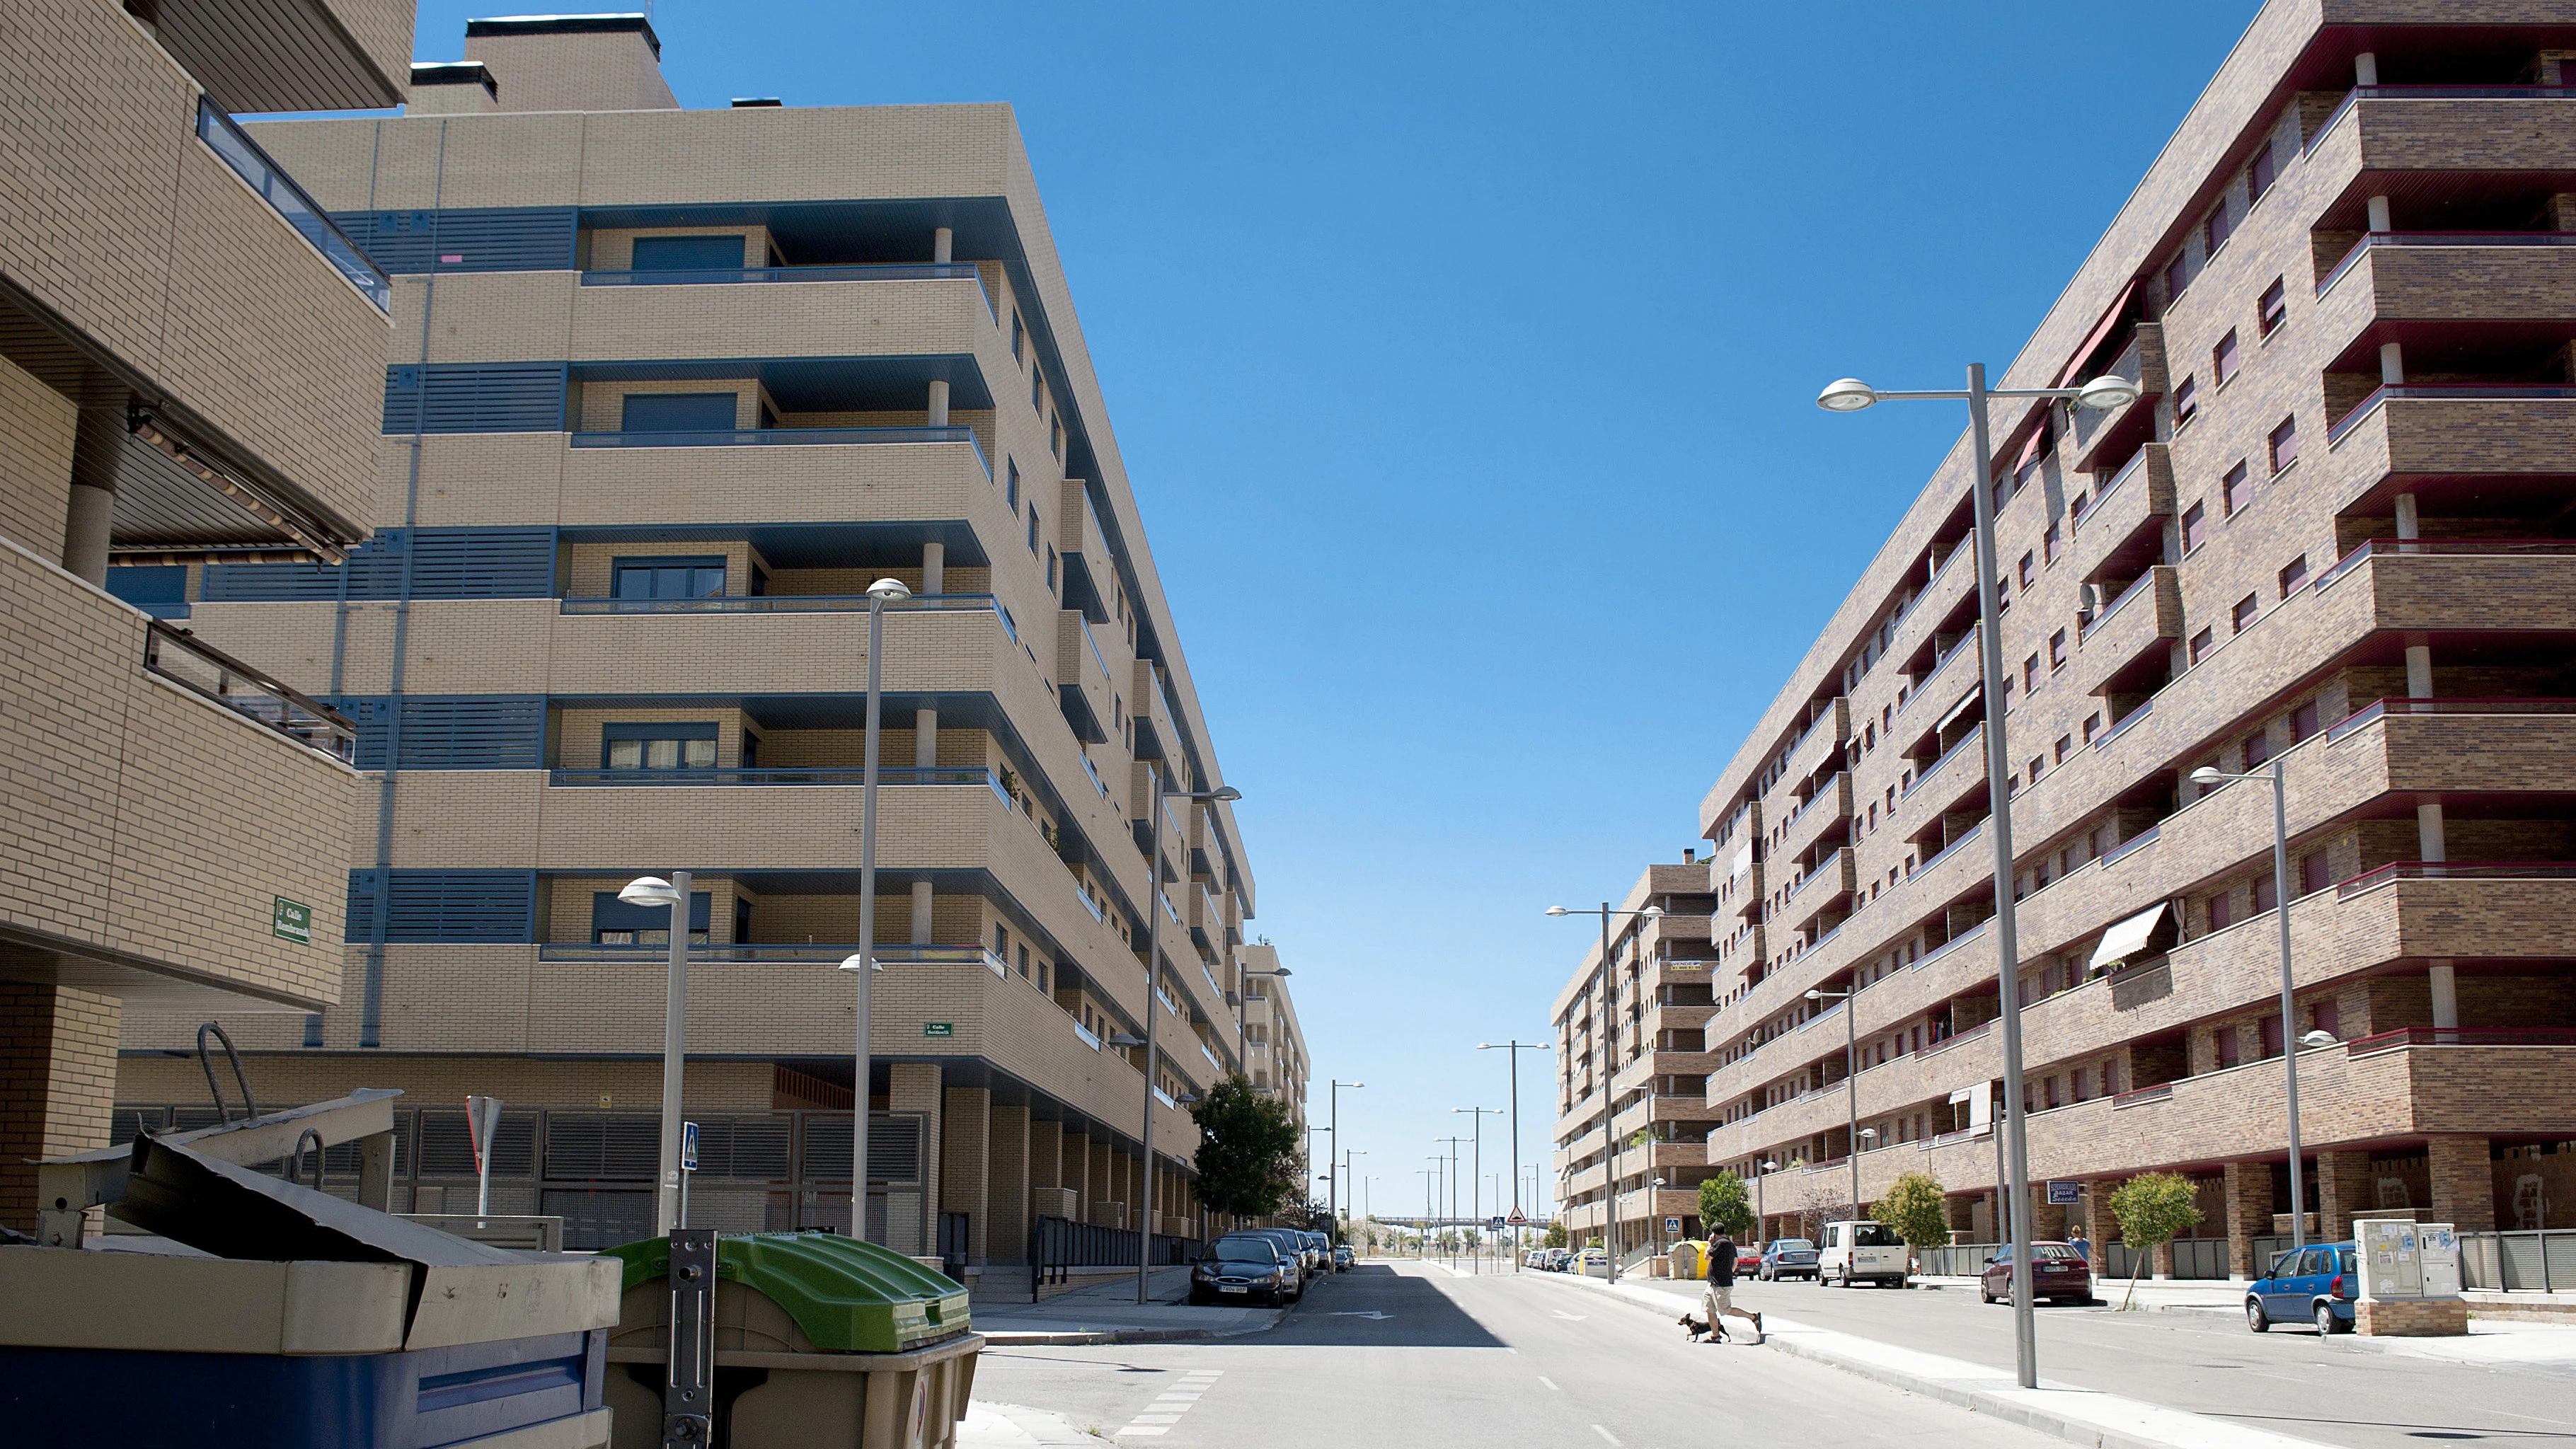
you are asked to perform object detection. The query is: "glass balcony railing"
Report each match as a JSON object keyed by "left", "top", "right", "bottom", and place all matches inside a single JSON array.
[
  {"left": 144, "top": 620, "right": 356, "bottom": 763},
  {"left": 195, "top": 100, "right": 390, "bottom": 310}
]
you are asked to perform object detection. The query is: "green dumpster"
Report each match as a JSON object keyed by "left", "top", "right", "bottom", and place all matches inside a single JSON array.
[{"left": 602, "top": 1233, "right": 979, "bottom": 1449}]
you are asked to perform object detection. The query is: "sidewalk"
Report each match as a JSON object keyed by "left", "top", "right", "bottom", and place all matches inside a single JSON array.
[
  {"left": 958, "top": 1402, "right": 1116, "bottom": 1447},
  {"left": 971, "top": 1266, "right": 1286, "bottom": 1345}
]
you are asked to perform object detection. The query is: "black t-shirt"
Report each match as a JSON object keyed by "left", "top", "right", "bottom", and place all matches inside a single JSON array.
[{"left": 1708, "top": 1238, "right": 1737, "bottom": 1286}]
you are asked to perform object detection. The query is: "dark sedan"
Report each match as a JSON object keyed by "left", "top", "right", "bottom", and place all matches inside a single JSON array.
[
  {"left": 1979, "top": 1242, "right": 2095, "bottom": 1305},
  {"left": 1192, "top": 1234, "right": 1299, "bottom": 1306}
]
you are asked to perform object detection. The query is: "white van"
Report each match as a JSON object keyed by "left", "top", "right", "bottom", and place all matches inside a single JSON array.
[{"left": 1817, "top": 1220, "right": 1909, "bottom": 1288}]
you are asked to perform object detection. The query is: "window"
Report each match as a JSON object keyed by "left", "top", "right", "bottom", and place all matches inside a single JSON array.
[
  {"left": 2290, "top": 698, "right": 2320, "bottom": 741},
  {"left": 1046, "top": 545, "right": 1058, "bottom": 591},
  {"left": 629, "top": 234, "right": 746, "bottom": 271},
  {"left": 2174, "top": 374, "right": 2197, "bottom": 425},
  {"left": 2311, "top": 996, "right": 2339, "bottom": 1036},
  {"left": 2249, "top": 140, "right": 2277, "bottom": 200},
  {"left": 1006, "top": 459, "right": 1020, "bottom": 512},
  {"left": 591, "top": 888, "right": 708, "bottom": 945},
  {"left": 2018, "top": 550, "right": 2035, "bottom": 588},
  {"left": 2205, "top": 200, "right": 2233, "bottom": 255},
  {"left": 2182, "top": 500, "right": 2208, "bottom": 552},
  {"left": 2028, "top": 756, "right": 2044, "bottom": 784},
  {"left": 2044, "top": 520, "right": 2062, "bottom": 564},
  {"left": 2214, "top": 329, "right": 2241, "bottom": 385},
  {"left": 2269, "top": 415, "right": 2299, "bottom": 472},
  {"left": 1011, "top": 311, "right": 1026, "bottom": 362},
  {"left": 2049, "top": 628, "right": 2068, "bottom": 671},
  {"left": 2278, "top": 555, "right": 2308, "bottom": 597},
  {"left": 621, "top": 392, "right": 737, "bottom": 433},
  {"left": 2245, "top": 727, "right": 2271, "bottom": 766},
  {"left": 2258, "top": 277, "right": 2287, "bottom": 336},
  {"left": 995, "top": 923, "right": 1010, "bottom": 959},
  {"left": 604, "top": 722, "right": 718, "bottom": 771},
  {"left": 2163, "top": 251, "right": 2189, "bottom": 302},
  {"left": 1028, "top": 507, "right": 1041, "bottom": 555},
  {"left": 1031, "top": 369, "right": 1043, "bottom": 410},
  {"left": 613, "top": 555, "right": 726, "bottom": 601},
  {"left": 2054, "top": 734, "right": 2072, "bottom": 763},
  {"left": 1996, "top": 575, "right": 2011, "bottom": 614},
  {"left": 2189, "top": 625, "right": 2215, "bottom": 665},
  {"left": 2223, "top": 460, "right": 2253, "bottom": 516},
  {"left": 2209, "top": 891, "right": 2235, "bottom": 932},
  {"left": 1051, "top": 419, "right": 1064, "bottom": 459},
  {"left": 2253, "top": 870, "right": 2279, "bottom": 913},
  {"left": 2232, "top": 592, "right": 2258, "bottom": 634},
  {"left": 2023, "top": 653, "right": 2040, "bottom": 690},
  {"left": 2083, "top": 711, "right": 2102, "bottom": 743},
  {"left": 2258, "top": 1012, "right": 2284, "bottom": 1057}
]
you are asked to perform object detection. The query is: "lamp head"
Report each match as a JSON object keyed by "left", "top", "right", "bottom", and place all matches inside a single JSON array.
[
  {"left": 2075, "top": 373, "right": 2143, "bottom": 411},
  {"left": 1639, "top": 906, "right": 1664, "bottom": 919},
  {"left": 1761, "top": 1158, "right": 1779, "bottom": 1170},
  {"left": 619, "top": 875, "right": 684, "bottom": 908},
  {"left": 1860, "top": 1127, "right": 1878, "bottom": 1139},
  {"left": 1817, "top": 377, "right": 1878, "bottom": 411},
  {"left": 2189, "top": 766, "right": 2227, "bottom": 786},
  {"left": 1107, "top": 1032, "right": 1144, "bottom": 1048},
  {"left": 1803, "top": 988, "right": 1823, "bottom": 1000},
  {"left": 1209, "top": 785, "right": 1242, "bottom": 802},
  {"left": 1545, "top": 906, "right": 1570, "bottom": 917},
  {"left": 2300, "top": 1029, "right": 2338, "bottom": 1049},
  {"left": 866, "top": 577, "right": 913, "bottom": 602},
  {"left": 835, "top": 953, "right": 885, "bottom": 973}
]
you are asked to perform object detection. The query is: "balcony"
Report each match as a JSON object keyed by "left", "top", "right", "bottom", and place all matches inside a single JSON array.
[
  {"left": 1059, "top": 482, "right": 1116, "bottom": 624},
  {"left": 2066, "top": 325, "right": 2165, "bottom": 472},
  {"left": 1130, "top": 659, "right": 1183, "bottom": 763},
  {"left": 2315, "top": 232, "right": 2576, "bottom": 324},
  {"left": 1899, "top": 722, "right": 1984, "bottom": 819},
  {"left": 1764, "top": 700, "right": 1850, "bottom": 820},
  {"left": 2070, "top": 444, "right": 2173, "bottom": 585},
  {"left": 561, "top": 262, "right": 998, "bottom": 371},
  {"left": 1780, "top": 848, "right": 1856, "bottom": 935},
  {"left": 1057, "top": 611, "right": 1116, "bottom": 744},
  {"left": 196, "top": 101, "right": 389, "bottom": 311},
  {"left": 1776, "top": 772, "right": 1855, "bottom": 868},
  {"left": 2306, "top": 86, "right": 2576, "bottom": 175},
  {"left": 549, "top": 766, "right": 1011, "bottom": 802},
  {"left": 582, "top": 260, "right": 994, "bottom": 315},
  {"left": 2076, "top": 565, "right": 2180, "bottom": 694},
  {"left": 536, "top": 942, "right": 1007, "bottom": 971},
  {"left": 568, "top": 425, "right": 989, "bottom": 475},
  {"left": 144, "top": 621, "right": 356, "bottom": 765},
  {"left": 161, "top": 0, "right": 410, "bottom": 113},
  {"left": 546, "top": 425, "right": 998, "bottom": 526}
]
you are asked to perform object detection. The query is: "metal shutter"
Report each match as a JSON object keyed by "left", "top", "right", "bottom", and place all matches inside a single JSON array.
[
  {"left": 345, "top": 870, "right": 537, "bottom": 942},
  {"left": 205, "top": 529, "right": 556, "bottom": 601},
  {"left": 347, "top": 696, "right": 546, "bottom": 770},
  {"left": 384, "top": 363, "right": 568, "bottom": 434},
  {"left": 542, "top": 1113, "right": 662, "bottom": 1183},
  {"left": 333, "top": 207, "right": 579, "bottom": 274}
]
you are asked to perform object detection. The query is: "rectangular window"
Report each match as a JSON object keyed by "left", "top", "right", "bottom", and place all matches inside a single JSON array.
[
  {"left": 2205, "top": 201, "right": 2233, "bottom": 255},
  {"left": 2269, "top": 415, "right": 2299, "bottom": 472},
  {"left": 1046, "top": 545, "right": 1058, "bottom": 591},
  {"left": 2023, "top": 653, "right": 2040, "bottom": 690},
  {"left": 1006, "top": 459, "right": 1020, "bottom": 512},
  {"left": 1031, "top": 370, "right": 1043, "bottom": 410},
  {"left": 2253, "top": 871, "right": 2279, "bottom": 913},
  {"left": 2311, "top": 997, "right": 2339, "bottom": 1037},
  {"left": 2054, "top": 734, "right": 2072, "bottom": 763},
  {"left": 2259, "top": 277, "right": 2287, "bottom": 336},
  {"left": 2164, "top": 251, "right": 2189, "bottom": 303},
  {"left": 2259, "top": 1012, "right": 2284, "bottom": 1057},
  {"left": 2301, "top": 850, "right": 2331, "bottom": 896},
  {"left": 2083, "top": 711, "right": 2101, "bottom": 743},
  {"left": 2189, "top": 625, "right": 2215, "bottom": 665},
  {"left": 2209, "top": 891, "right": 2235, "bottom": 932},
  {"left": 2173, "top": 374, "right": 2197, "bottom": 425},
  {"left": 2018, "top": 550, "right": 2035, "bottom": 588},
  {"left": 2279, "top": 555, "right": 2308, "bottom": 596},
  {"left": 1011, "top": 311, "right": 1026, "bottom": 362},
  {"left": 2049, "top": 628, "right": 2067, "bottom": 670},
  {"left": 2232, "top": 592, "right": 2258, "bottom": 634},
  {"left": 2044, "top": 521, "right": 2062, "bottom": 564},
  {"left": 2224, "top": 460, "right": 2253, "bottom": 516},
  {"left": 2290, "top": 699, "right": 2320, "bottom": 741},
  {"left": 2245, "top": 728, "right": 2272, "bottom": 766},
  {"left": 603, "top": 722, "right": 719, "bottom": 770},
  {"left": 2028, "top": 756, "right": 2044, "bottom": 784},
  {"left": 1051, "top": 420, "right": 1065, "bottom": 459},
  {"left": 590, "top": 888, "right": 709, "bottom": 945},
  {"left": 2249, "top": 140, "right": 2277, "bottom": 200},
  {"left": 1028, "top": 508, "right": 1040, "bottom": 555},
  {"left": 2214, "top": 329, "right": 2241, "bottom": 385},
  {"left": 613, "top": 555, "right": 727, "bottom": 601},
  {"left": 629, "top": 234, "right": 747, "bottom": 271},
  {"left": 2183, "top": 500, "right": 2208, "bottom": 552},
  {"left": 621, "top": 392, "right": 738, "bottom": 433}
]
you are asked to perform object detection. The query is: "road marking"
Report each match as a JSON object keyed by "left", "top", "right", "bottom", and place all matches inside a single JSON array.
[
  {"left": 1590, "top": 1426, "right": 1622, "bottom": 1446},
  {"left": 1117, "top": 1370, "right": 1220, "bottom": 1438},
  {"left": 1551, "top": 1310, "right": 1588, "bottom": 1320},
  {"left": 1538, "top": 1375, "right": 1560, "bottom": 1391},
  {"left": 1330, "top": 1310, "right": 1393, "bottom": 1320}
]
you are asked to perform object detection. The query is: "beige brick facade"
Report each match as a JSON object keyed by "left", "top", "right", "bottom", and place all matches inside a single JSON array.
[{"left": 1557, "top": 2, "right": 2576, "bottom": 1268}]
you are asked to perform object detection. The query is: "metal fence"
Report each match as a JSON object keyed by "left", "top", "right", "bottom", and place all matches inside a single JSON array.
[
  {"left": 2461, "top": 1229, "right": 2576, "bottom": 1292},
  {"left": 1034, "top": 1215, "right": 1202, "bottom": 1286},
  {"left": 1921, "top": 1237, "right": 2233, "bottom": 1280}
]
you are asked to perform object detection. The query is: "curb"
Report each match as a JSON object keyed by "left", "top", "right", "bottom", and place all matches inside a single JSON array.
[
  {"left": 1525, "top": 1268, "right": 2326, "bottom": 1449},
  {"left": 979, "top": 1323, "right": 1275, "bottom": 1346}
]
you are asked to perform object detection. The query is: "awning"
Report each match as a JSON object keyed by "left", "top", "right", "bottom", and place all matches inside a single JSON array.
[
  {"left": 2089, "top": 901, "right": 2170, "bottom": 971},
  {"left": 2052, "top": 279, "right": 2142, "bottom": 388},
  {"left": 1936, "top": 686, "right": 1983, "bottom": 734}
]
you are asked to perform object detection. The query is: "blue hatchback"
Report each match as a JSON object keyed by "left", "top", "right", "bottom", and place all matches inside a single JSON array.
[{"left": 2246, "top": 1241, "right": 2357, "bottom": 1334}]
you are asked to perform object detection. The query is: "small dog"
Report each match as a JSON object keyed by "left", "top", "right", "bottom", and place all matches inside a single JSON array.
[{"left": 1679, "top": 1312, "right": 1725, "bottom": 1344}]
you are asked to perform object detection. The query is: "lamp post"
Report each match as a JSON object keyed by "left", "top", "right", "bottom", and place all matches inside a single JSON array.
[
  {"left": 1341, "top": 1148, "right": 1367, "bottom": 1242},
  {"left": 1805, "top": 984, "right": 1865, "bottom": 1228},
  {"left": 1130, "top": 774, "right": 1242, "bottom": 1305},
  {"left": 2190, "top": 763, "right": 2342, "bottom": 1254},
  {"left": 1328, "top": 1080, "right": 1364, "bottom": 1228},
  {"left": 1545, "top": 901, "right": 1664, "bottom": 1281},
  {"left": 824, "top": 576, "right": 913, "bottom": 1240},
  {"left": 1817, "top": 365, "right": 2140, "bottom": 1390},
  {"left": 1434, "top": 1136, "right": 1468, "bottom": 1261},
  {"left": 1453, "top": 1106, "right": 1502, "bottom": 1271},
  {"left": 1652, "top": 1176, "right": 1668, "bottom": 1261},
  {"left": 1755, "top": 1158, "right": 1778, "bottom": 1242},
  {"left": 1420, "top": 1162, "right": 1440, "bottom": 1257},
  {"left": 619, "top": 872, "right": 694, "bottom": 1236},
  {"left": 1480, "top": 1040, "right": 1546, "bottom": 1271}
]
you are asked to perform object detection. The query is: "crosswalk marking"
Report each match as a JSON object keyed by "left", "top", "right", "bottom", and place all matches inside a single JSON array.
[{"left": 1116, "top": 1369, "right": 1224, "bottom": 1438}]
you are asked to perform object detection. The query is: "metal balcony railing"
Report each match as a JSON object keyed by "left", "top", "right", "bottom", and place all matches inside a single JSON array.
[
  {"left": 2313, "top": 536, "right": 2576, "bottom": 591},
  {"left": 548, "top": 766, "right": 1009, "bottom": 803},
  {"left": 580, "top": 260, "right": 991, "bottom": 313},
  {"left": 195, "top": 100, "right": 389, "bottom": 310},
  {"left": 568, "top": 425, "right": 989, "bottom": 474},
  {"left": 143, "top": 620, "right": 355, "bottom": 763},
  {"left": 2328, "top": 386, "right": 2576, "bottom": 445},
  {"left": 534, "top": 942, "right": 1007, "bottom": 972},
  {"left": 2306, "top": 84, "right": 2576, "bottom": 158},
  {"left": 2336, "top": 860, "right": 2576, "bottom": 900},
  {"left": 2325, "top": 695, "right": 2576, "bottom": 744}
]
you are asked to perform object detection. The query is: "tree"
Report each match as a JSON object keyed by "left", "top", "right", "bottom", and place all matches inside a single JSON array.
[
  {"left": 1188, "top": 1075, "right": 1301, "bottom": 1218},
  {"left": 2109, "top": 1172, "right": 2204, "bottom": 1309},
  {"left": 1697, "top": 1171, "right": 1755, "bottom": 1239},
  {"left": 1541, "top": 1220, "right": 1570, "bottom": 1249},
  {"left": 1873, "top": 1172, "right": 1952, "bottom": 1283}
]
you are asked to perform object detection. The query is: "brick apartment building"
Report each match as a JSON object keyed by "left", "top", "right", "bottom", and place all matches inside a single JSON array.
[
  {"left": 0, "top": 0, "right": 415, "bottom": 1230},
  {"left": 100, "top": 14, "right": 1297, "bottom": 1276},
  {"left": 1560, "top": 0, "right": 2576, "bottom": 1276}
]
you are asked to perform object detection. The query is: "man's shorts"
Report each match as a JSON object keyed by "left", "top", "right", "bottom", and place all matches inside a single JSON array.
[{"left": 1703, "top": 1282, "right": 1733, "bottom": 1317}]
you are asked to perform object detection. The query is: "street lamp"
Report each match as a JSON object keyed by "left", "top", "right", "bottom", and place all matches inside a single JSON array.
[
  {"left": 1453, "top": 1107, "right": 1502, "bottom": 1271},
  {"left": 1805, "top": 984, "right": 1865, "bottom": 1228},
  {"left": 1434, "top": 1135, "right": 1469, "bottom": 1262},
  {"left": 1132, "top": 775, "right": 1241, "bottom": 1305},
  {"left": 824, "top": 576, "right": 912, "bottom": 1240},
  {"left": 1328, "top": 1080, "right": 1364, "bottom": 1228},
  {"left": 1651, "top": 1176, "right": 1668, "bottom": 1261},
  {"left": 1546, "top": 901, "right": 1664, "bottom": 1281},
  {"left": 1819, "top": 364, "right": 2138, "bottom": 1391},
  {"left": 620, "top": 872, "right": 693, "bottom": 1235},
  {"left": 1756, "top": 1158, "right": 1779, "bottom": 1242},
  {"left": 2192, "top": 761, "right": 2323, "bottom": 1254},
  {"left": 1480, "top": 1040, "right": 1549, "bottom": 1271}
]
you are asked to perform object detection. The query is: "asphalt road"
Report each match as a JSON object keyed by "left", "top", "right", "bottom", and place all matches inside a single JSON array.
[
  {"left": 974, "top": 1259, "right": 2064, "bottom": 1448},
  {"left": 1593, "top": 1269, "right": 2576, "bottom": 1449}
]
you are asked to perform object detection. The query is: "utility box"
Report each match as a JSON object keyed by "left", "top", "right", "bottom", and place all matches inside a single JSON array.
[
  {"left": 602, "top": 1232, "right": 981, "bottom": 1449},
  {"left": 2354, "top": 1217, "right": 2468, "bottom": 1337}
]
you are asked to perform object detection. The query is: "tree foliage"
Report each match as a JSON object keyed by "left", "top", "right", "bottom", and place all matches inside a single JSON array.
[
  {"left": 1188, "top": 1075, "right": 1302, "bottom": 1218},
  {"left": 2109, "top": 1172, "right": 2204, "bottom": 1307},
  {"left": 1697, "top": 1172, "right": 1755, "bottom": 1238},
  {"left": 1541, "top": 1220, "right": 1570, "bottom": 1249},
  {"left": 1872, "top": 1172, "right": 1953, "bottom": 1252}
]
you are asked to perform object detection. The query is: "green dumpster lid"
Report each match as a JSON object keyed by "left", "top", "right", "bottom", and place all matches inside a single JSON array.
[{"left": 602, "top": 1232, "right": 972, "bottom": 1353}]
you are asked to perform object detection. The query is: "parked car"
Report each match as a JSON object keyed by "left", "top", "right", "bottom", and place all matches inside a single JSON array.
[
  {"left": 1979, "top": 1242, "right": 2095, "bottom": 1305},
  {"left": 1734, "top": 1245, "right": 1765, "bottom": 1277},
  {"left": 1818, "top": 1220, "right": 1910, "bottom": 1288},
  {"left": 1526, "top": 1249, "right": 1553, "bottom": 1269},
  {"left": 1194, "top": 1234, "right": 1299, "bottom": 1307},
  {"left": 1574, "top": 1246, "right": 1609, "bottom": 1276},
  {"left": 1534, "top": 1247, "right": 1570, "bottom": 1271},
  {"left": 1301, "top": 1231, "right": 1336, "bottom": 1271},
  {"left": 1244, "top": 1229, "right": 1313, "bottom": 1289},
  {"left": 1333, "top": 1245, "right": 1355, "bottom": 1271},
  {"left": 1759, "top": 1238, "right": 1819, "bottom": 1281},
  {"left": 2246, "top": 1241, "right": 2358, "bottom": 1334}
]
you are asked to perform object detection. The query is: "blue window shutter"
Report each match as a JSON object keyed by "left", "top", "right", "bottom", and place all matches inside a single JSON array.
[
  {"left": 331, "top": 207, "right": 579, "bottom": 274},
  {"left": 207, "top": 528, "right": 555, "bottom": 601},
  {"left": 384, "top": 364, "right": 568, "bottom": 434},
  {"left": 346, "top": 870, "right": 536, "bottom": 942},
  {"left": 347, "top": 696, "right": 546, "bottom": 769}
]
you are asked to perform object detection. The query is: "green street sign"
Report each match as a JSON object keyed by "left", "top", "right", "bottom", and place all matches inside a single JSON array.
[
  {"left": 923, "top": 1022, "right": 954, "bottom": 1038},
  {"left": 272, "top": 896, "right": 313, "bottom": 945}
]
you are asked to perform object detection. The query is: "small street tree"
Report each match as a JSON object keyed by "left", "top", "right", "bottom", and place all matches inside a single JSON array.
[
  {"left": 2108, "top": 1172, "right": 2204, "bottom": 1309},
  {"left": 1872, "top": 1172, "right": 1952, "bottom": 1284},
  {"left": 1696, "top": 1171, "right": 1755, "bottom": 1240},
  {"left": 1188, "top": 1075, "right": 1301, "bottom": 1219},
  {"left": 1541, "top": 1220, "right": 1570, "bottom": 1249}
]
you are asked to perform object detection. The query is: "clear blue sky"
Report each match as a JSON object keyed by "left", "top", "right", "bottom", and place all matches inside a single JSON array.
[{"left": 410, "top": 0, "right": 2261, "bottom": 1218}]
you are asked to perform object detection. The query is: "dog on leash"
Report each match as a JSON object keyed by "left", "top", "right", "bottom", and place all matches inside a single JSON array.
[{"left": 1678, "top": 1312, "right": 1725, "bottom": 1344}]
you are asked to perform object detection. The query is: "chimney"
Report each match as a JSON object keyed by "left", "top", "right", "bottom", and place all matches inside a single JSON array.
[
  {"left": 1682, "top": 848, "right": 1696, "bottom": 865},
  {"left": 407, "top": 61, "right": 500, "bottom": 115},
  {"left": 462, "top": 13, "right": 679, "bottom": 112}
]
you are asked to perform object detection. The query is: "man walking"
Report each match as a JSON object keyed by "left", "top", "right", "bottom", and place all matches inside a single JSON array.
[{"left": 1698, "top": 1232, "right": 1761, "bottom": 1344}]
